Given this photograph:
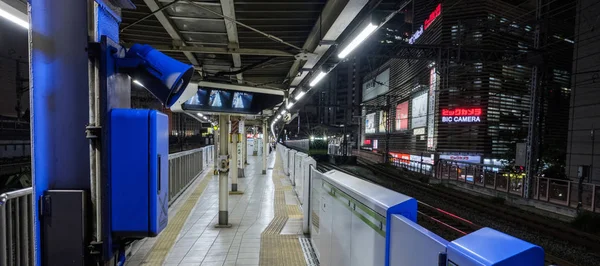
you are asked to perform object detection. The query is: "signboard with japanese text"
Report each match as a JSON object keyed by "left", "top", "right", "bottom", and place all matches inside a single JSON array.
[
  {"left": 440, "top": 154, "right": 481, "bottom": 164},
  {"left": 441, "top": 108, "right": 483, "bottom": 123},
  {"left": 362, "top": 69, "right": 390, "bottom": 102},
  {"left": 427, "top": 67, "right": 438, "bottom": 150}
]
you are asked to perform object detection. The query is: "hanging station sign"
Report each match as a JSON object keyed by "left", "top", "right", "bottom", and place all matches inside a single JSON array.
[
  {"left": 441, "top": 108, "right": 483, "bottom": 123},
  {"left": 408, "top": 3, "right": 442, "bottom": 44}
]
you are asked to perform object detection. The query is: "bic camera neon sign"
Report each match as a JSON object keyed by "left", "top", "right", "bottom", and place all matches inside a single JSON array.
[
  {"left": 408, "top": 3, "right": 442, "bottom": 44},
  {"left": 441, "top": 108, "right": 482, "bottom": 123}
]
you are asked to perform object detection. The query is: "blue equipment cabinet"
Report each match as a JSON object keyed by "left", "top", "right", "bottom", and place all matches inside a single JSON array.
[
  {"left": 110, "top": 109, "right": 169, "bottom": 237},
  {"left": 446, "top": 227, "right": 544, "bottom": 266}
]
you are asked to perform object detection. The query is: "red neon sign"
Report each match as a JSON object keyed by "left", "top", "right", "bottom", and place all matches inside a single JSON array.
[
  {"left": 441, "top": 108, "right": 482, "bottom": 116},
  {"left": 424, "top": 4, "right": 442, "bottom": 30},
  {"left": 364, "top": 139, "right": 372, "bottom": 145},
  {"left": 441, "top": 107, "right": 482, "bottom": 123}
]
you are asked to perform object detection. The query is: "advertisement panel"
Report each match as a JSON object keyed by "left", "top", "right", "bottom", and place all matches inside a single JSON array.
[
  {"left": 427, "top": 67, "right": 438, "bottom": 150},
  {"left": 411, "top": 93, "right": 428, "bottom": 129},
  {"left": 362, "top": 68, "right": 390, "bottom": 102},
  {"left": 378, "top": 110, "right": 387, "bottom": 133},
  {"left": 365, "top": 113, "right": 376, "bottom": 134},
  {"left": 395, "top": 101, "right": 409, "bottom": 131},
  {"left": 390, "top": 153, "right": 410, "bottom": 163},
  {"left": 439, "top": 154, "right": 481, "bottom": 164},
  {"left": 410, "top": 154, "right": 434, "bottom": 165}
]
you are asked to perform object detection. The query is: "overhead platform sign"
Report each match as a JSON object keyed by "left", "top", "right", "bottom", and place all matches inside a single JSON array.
[{"left": 180, "top": 82, "right": 283, "bottom": 115}]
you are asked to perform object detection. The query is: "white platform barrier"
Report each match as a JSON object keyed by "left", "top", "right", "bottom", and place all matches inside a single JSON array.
[
  {"left": 310, "top": 169, "right": 416, "bottom": 266},
  {"left": 288, "top": 149, "right": 297, "bottom": 184},
  {"left": 276, "top": 144, "right": 544, "bottom": 266}
]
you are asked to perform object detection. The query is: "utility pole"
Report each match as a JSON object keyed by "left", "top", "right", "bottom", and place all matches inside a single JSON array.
[
  {"left": 384, "top": 95, "right": 391, "bottom": 163},
  {"left": 525, "top": 0, "right": 544, "bottom": 198}
]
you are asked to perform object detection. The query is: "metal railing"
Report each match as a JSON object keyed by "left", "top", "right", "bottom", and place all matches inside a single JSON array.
[
  {"left": 389, "top": 157, "right": 434, "bottom": 176},
  {"left": 168, "top": 145, "right": 213, "bottom": 204},
  {"left": 0, "top": 187, "right": 33, "bottom": 266},
  {"left": 0, "top": 145, "right": 213, "bottom": 265},
  {"left": 436, "top": 160, "right": 525, "bottom": 197},
  {"left": 534, "top": 177, "right": 598, "bottom": 212},
  {"left": 354, "top": 150, "right": 599, "bottom": 214},
  {"left": 435, "top": 159, "right": 599, "bottom": 213}
]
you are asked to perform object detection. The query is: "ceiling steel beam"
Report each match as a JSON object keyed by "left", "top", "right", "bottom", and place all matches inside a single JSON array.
[
  {"left": 169, "top": 16, "right": 223, "bottom": 22},
  {"left": 198, "top": 81, "right": 285, "bottom": 95},
  {"left": 128, "top": 44, "right": 295, "bottom": 57},
  {"left": 157, "top": 0, "right": 220, "bottom": 6},
  {"left": 219, "top": 0, "right": 243, "bottom": 84},
  {"left": 284, "top": 0, "right": 366, "bottom": 91},
  {"left": 142, "top": 0, "right": 200, "bottom": 66}
]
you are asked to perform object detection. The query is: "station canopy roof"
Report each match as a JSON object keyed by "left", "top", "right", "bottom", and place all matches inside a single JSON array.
[{"left": 120, "top": 0, "right": 402, "bottom": 123}]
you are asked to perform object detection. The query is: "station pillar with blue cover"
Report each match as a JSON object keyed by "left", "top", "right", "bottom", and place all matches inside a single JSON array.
[{"left": 30, "top": 0, "right": 193, "bottom": 265}]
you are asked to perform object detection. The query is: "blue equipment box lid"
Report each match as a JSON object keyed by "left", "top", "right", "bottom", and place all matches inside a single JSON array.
[{"left": 447, "top": 227, "right": 544, "bottom": 266}]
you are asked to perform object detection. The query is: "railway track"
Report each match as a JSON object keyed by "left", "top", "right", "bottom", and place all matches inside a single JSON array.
[{"left": 317, "top": 161, "right": 584, "bottom": 266}]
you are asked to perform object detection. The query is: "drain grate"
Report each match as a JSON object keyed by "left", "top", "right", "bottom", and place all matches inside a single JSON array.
[{"left": 299, "top": 237, "right": 319, "bottom": 266}]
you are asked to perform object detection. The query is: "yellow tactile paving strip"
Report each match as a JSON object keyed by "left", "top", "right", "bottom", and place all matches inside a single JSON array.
[
  {"left": 259, "top": 159, "right": 306, "bottom": 266},
  {"left": 140, "top": 174, "right": 212, "bottom": 266}
]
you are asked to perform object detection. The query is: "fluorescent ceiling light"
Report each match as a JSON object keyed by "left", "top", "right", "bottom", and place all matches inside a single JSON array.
[
  {"left": 133, "top": 80, "right": 145, "bottom": 87},
  {"left": 338, "top": 23, "right": 378, "bottom": 59},
  {"left": 0, "top": 2, "right": 28, "bottom": 29},
  {"left": 309, "top": 71, "right": 327, "bottom": 87},
  {"left": 294, "top": 91, "right": 306, "bottom": 100},
  {"left": 277, "top": 114, "right": 282, "bottom": 119},
  {"left": 197, "top": 113, "right": 203, "bottom": 117},
  {"left": 286, "top": 102, "right": 294, "bottom": 109},
  {"left": 281, "top": 110, "right": 287, "bottom": 115}
]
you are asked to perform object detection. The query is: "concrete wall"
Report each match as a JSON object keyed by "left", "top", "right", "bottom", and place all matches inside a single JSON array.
[{"left": 566, "top": 0, "right": 600, "bottom": 184}]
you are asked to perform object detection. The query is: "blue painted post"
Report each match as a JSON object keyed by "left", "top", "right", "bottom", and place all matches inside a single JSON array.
[{"left": 30, "top": 0, "right": 90, "bottom": 265}]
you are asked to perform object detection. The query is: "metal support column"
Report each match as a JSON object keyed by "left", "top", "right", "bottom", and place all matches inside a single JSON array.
[
  {"left": 262, "top": 121, "right": 268, "bottom": 174},
  {"left": 217, "top": 114, "right": 231, "bottom": 227},
  {"left": 231, "top": 127, "right": 239, "bottom": 192},
  {"left": 214, "top": 126, "right": 219, "bottom": 175},
  {"left": 243, "top": 131, "right": 248, "bottom": 164}
]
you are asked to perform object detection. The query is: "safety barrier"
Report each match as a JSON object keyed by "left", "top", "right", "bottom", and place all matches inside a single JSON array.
[
  {"left": 0, "top": 188, "right": 33, "bottom": 266},
  {"left": 279, "top": 144, "right": 545, "bottom": 266},
  {"left": 436, "top": 159, "right": 599, "bottom": 213},
  {"left": 168, "top": 145, "right": 214, "bottom": 204},
  {"left": 0, "top": 146, "right": 213, "bottom": 265}
]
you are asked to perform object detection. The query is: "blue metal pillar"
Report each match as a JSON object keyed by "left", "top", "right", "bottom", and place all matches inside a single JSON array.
[
  {"left": 30, "top": 0, "right": 90, "bottom": 264},
  {"left": 30, "top": 0, "right": 125, "bottom": 264}
]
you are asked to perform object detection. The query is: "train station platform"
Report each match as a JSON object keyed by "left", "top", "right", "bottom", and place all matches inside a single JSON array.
[{"left": 125, "top": 152, "right": 310, "bottom": 266}]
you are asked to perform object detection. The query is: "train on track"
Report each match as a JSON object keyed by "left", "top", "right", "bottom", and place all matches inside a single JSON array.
[{"left": 283, "top": 137, "right": 328, "bottom": 160}]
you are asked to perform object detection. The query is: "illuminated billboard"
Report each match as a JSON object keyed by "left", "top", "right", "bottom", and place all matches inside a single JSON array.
[
  {"left": 411, "top": 93, "right": 428, "bottom": 128},
  {"left": 379, "top": 110, "right": 387, "bottom": 133},
  {"left": 395, "top": 101, "right": 409, "bottom": 131},
  {"left": 441, "top": 108, "right": 482, "bottom": 123},
  {"left": 365, "top": 113, "right": 376, "bottom": 134}
]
